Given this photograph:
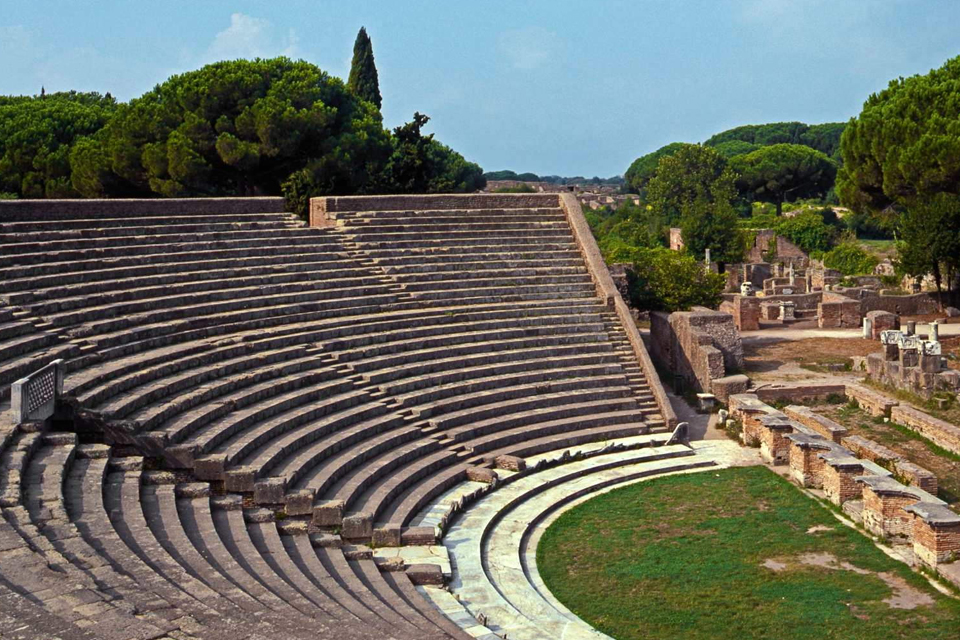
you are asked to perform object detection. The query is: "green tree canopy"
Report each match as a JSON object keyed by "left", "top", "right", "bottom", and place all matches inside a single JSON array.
[
  {"left": 71, "top": 58, "right": 390, "bottom": 198},
  {"left": 731, "top": 144, "right": 837, "bottom": 215},
  {"left": 0, "top": 91, "right": 116, "bottom": 198},
  {"left": 823, "top": 242, "right": 879, "bottom": 276},
  {"left": 837, "top": 54, "right": 960, "bottom": 214},
  {"left": 646, "top": 144, "right": 745, "bottom": 263},
  {"left": 711, "top": 140, "right": 761, "bottom": 158},
  {"left": 625, "top": 247, "right": 726, "bottom": 311},
  {"left": 800, "top": 123, "right": 846, "bottom": 159},
  {"left": 774, "top": 210, "right": 838, "bottom": 253},
  {"left": 897, "top": 193, "right": 960, "bottom": 294},
  {"left": 837, "top": 54, "right": 960, "bottom": 294},
  {"left": 348, "top": 27, "right": 382, "bottom": 110},
  {"left": 624, "top": 142, "right": 686, "bottom": 194}
]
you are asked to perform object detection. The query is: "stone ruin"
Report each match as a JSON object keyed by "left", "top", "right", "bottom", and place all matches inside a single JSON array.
[
  {"left": 729, "top": 393, "right": 960, "bottom": 571},
  {"left": 862, "top": 323, "right": 960, "bottom": 398},
  {"left": 649, "top": 307, "right": 749, "bottom": 403}
]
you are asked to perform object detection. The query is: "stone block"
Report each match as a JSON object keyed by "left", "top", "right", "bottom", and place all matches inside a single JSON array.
[
  {"left": 193, "top": 454, "right": 228, "bottom": 481},
  {"left": 224, "top": 466, "right": 256, "bottom": 493},
  {"left": 284, "top": 489, "right": 315, "bottom": 516},
  {"left": 401, "top": 526, "right": 438, "bottom": 546},
  {"left": 710, "top": 374, "right": 750, "bottom": 403},
  {"left": 341, "top": 512, "right": 373, "bottom": 539},
  {"left": 494, "top": 455, "right": 526, "bottom": 472},
  {"left": 406, "top": 563, "right": 445, "bottom": 586},
  {"left": 372, "top": 525, "right": 402, "bottom": 547},
  {"left": 466, "top": 467, "right": 498, "bottom": 484},
  {"left": 253, "top": 477, "right": 287, "bottom": 505},
  {"left": 312, "top": 500, "right": 345, "bottom": 527}
]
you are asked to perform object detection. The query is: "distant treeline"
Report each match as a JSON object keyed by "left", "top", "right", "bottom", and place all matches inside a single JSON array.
[{"left": 483, "top": 170, "right": 624, "bottom": 186}]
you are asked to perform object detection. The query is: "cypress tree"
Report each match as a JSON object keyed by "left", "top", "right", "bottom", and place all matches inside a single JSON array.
[{"left": 348, "top": 27, "right": 382, "bottom": 110}]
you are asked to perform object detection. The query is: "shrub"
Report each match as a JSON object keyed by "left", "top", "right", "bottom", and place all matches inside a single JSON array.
[
  {"left": 774, "top": 210, "right": 837, "bottom": 253},
  {"left": 627, "top": 247, "right": 726, "bottom": 311},
  {"left": 823, "top": 242, "right": 879, "bottom": 275}
]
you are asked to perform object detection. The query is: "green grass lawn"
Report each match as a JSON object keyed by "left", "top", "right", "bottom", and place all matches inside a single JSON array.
[{"left": 537, "top": 466, "right": 960, "bottom": 640}]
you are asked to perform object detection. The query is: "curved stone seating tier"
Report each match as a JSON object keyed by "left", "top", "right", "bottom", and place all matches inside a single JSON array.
[
  {"left": 410, "top": 439, "right": 729, "bottom": 640},
  {"left": 0, "top": 194, "right": 677, "bottom": 638}
]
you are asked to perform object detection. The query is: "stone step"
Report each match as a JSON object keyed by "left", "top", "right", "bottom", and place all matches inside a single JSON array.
[
  {"left": 0, "top": 219, "right": 300, "bottom": 245},
  {"left": 0, "top": 250, "right": 359, "bottom": 295},
  {"left": 44, "top": 277, "right": 395, "bottom": 328},
  {"left": 0, "top": 233, "right": 341, "bottom": 269},
  {"left": 0, "top": 211, "right": 295, "bottom": 232},
  {"left": 336, "top": 206, "right": 563, "bottom": 220},
  {"left": 0, "top": 226, "right": 329, "bottom": 257},
  {"left": 0, "top": 240, "right": 352, "bottom": 280},
  {"left": 342, "top": 214, "right": 566, "bottom": 226},
  {"left": 4, "top": 262, "right": 376, "bottom": 307}
]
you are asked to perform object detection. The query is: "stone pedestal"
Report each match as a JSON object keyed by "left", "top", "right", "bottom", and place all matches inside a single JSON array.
[
  {"left": 900, "top": 348, "right": 919, "bottom": 369},
  {"left": 779, "top": 301, "right": 796, "bottom": 322},
  {"left": 920, "top": 353, "right": 942, "bottom": 373}
]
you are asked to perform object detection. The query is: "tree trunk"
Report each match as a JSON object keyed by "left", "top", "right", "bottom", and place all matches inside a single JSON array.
[
  {"left": 933, "top": 261, "right": 944, "bottom": 311},
  {"left": 776, "top": 197, "right": 783, "bottom": 216}
]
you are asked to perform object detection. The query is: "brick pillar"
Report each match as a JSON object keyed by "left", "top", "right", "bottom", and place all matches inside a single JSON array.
[
  {"left": 821, "top": 460, "right": 866, "bottom": 505},
  {"left": 911, "top": 518, "right": 960, "bottom": 568},
  {"left": 734, "top": 295, "right": 760, "bottom": 331},
  {"left": 789, "top": 441, "right": 828, "bottom": 488},
  {"left": 859, "top": 482, "right": 921, "bottom": 540}
]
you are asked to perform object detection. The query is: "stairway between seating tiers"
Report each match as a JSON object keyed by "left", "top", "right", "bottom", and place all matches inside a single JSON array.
[{"left": 0, "top": 194, "right": 677, "bottom": 639}]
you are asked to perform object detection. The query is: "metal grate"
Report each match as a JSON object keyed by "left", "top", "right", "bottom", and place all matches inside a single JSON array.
[{"left": 25, "top": 365, "right": 57, "bottom": 415}]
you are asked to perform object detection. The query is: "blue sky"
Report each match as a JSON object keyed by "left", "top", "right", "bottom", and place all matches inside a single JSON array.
[{"left": 2, "top": 1, "right": 959, "bottom": 176}]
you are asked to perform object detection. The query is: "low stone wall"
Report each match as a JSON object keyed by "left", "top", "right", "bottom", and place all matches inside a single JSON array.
[
  {"left": 845, "top": 384, "right": 897, "bottom": 417},
  {"left": 752, "top": 383, "right": 846, "bottom": 405},
  {"left": 313, "top": 193, "right": 558, "bottom": 217},
  {"left": 784, "top": 405, "right": 848, "bottom": 443},
  {"left": 861, "top": 291, "right": 940, "bottom": 316},
  {"left": 0, "top": 197, "right": 286, "bottom": 219},
  {"left": 818, "top": 295, "right": 861, "bottom": 328},
  {"left": 756, "top": 291, "right": 822, "bottom": 311},
  {"left": 649, "top": 307, "right": 746, "bottom": 401},
  {"left": 729, "top": 393, "right": 960, "bottom": 568},
  {"left": 891, "top": 406, "right": 960, "bottom": 456},
  {"left": 841, "top": 435, "right": 938, "bottom": 494}
]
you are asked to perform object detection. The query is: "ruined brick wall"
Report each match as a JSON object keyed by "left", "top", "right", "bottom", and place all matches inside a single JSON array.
[
  {"left": 913, "top": 520, "right": 960, "bottom": 566},
  {"left": 753, "top": 384, "right": 846, "bottom": 405},
  {"left": 891, "top": 406, "right": 960, "bottom": 456},
  {"left": 818, "top": 298, "right": 861, "bottom": 328},
  {"left": 649, "top": 308, "right": 744, "bottom": 395},
  {"left": 757, "top": 292, "right": 822, "bottom": 311},
  {"left": 743, "top": 263, "right": 772, "bottom": 289},
  {"left": 746, "top": 230, "right": 776, "bottom": 263},
  {"left": 862, "top": 488, "right": 918, "bottom": 538},
  {"left": 775, "top": 236, "right": 810, "bottom": 265},
  {"left": 790, "top": 445, "right": 826, "bottom": 488},
  {"left": 732, "top": 295, "right": 760, "bottom": 331},
  {"left": 860, "top": 291, "right": 940, "bottom": 316},
  {"left": 822, "top": 465, "right": 864, "bottom": 505},
  {"left": 845, "top": 384, "right": 897, "bottom": 417},
  {"left": 784, "top": 406, "right": 848, "bottom": 443},
  {"left": 669, "top": 227, "right": 684, "bottom": 251}
]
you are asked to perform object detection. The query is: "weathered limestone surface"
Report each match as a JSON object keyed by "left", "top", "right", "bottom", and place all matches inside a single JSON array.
[{"left": 0, "top": 193, "right": 684, "bottom": 638}]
